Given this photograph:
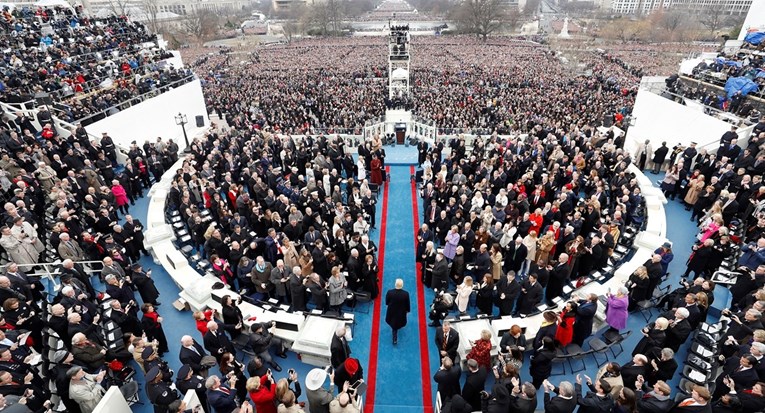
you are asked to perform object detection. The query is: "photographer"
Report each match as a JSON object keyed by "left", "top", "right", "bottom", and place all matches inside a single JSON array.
[
  {"left": 249, "top": 321, "right": 288, "bottom": 372},
  {"left": 428, "top": 289, "right": 453, "bottom": 327},
  {"left": 328, "top": 380, "right": 360, "bottom": 413},
  {"left": 246, "top": 371, "right": 277, "bottom": 413}
]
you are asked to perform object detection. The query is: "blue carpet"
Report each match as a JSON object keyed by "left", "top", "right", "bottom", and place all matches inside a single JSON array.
[
  {"left": 127, "top": 166, "right": 711, "bottom": 412},
  {"left": 373, "top": 165, "right": 425, "bottom": 411}
]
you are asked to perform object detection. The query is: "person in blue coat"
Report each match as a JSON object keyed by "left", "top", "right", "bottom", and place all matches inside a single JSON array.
[
  {"left": 654, "top": 242, "right": 674, "bottom": 276},
  {"left": 739, "top": 238, "right": 765, "bottom": 270},
  {"left": 573, "top": 293, "right": 599, "bottom": 346}
]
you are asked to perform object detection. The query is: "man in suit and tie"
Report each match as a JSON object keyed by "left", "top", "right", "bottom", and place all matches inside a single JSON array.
[
  {"left": 510, "top": 380, "right": 538, "bottom": 413},
  {"left": 433, "top": 356, "right": 461, "bottom": 402},
  {"left": 722, "top": 192, "right": 741, "bottom": 226},
  {"left": 303, "top": 226, "right": 321, "bottom": 247},
  {"left": 431, "top": 252, "right": 450, "bottom": 290},
  {"left": 722, "top": 138, "right": 742, "bottom": 161},
  {"left": 4, "top": 262, "right": 41, "bottom": 302},
  {"left": 100, "top": 257, "right": 125, "bottom": 281},
  {"left": 530, "top": 189, "right": 546, "bottom": 212},
  {"left": 712, "top": 354, "right": 760, "bottom": 400},
  {"left": 516, "top": 274, "right": 543, "bottom": 316},
  {"left": 634, "top": 377, "right": 673, "bottom": 413},
  {"left": 178, "top": 336, "right": 208, "bottom": 376},
  {"left": 546, "top": 255, "right": 570, "bottom": 306},
  {"left": 330, "top": 326, "right": 351, "bottom": 368},
  {"left": 417, "top": 140, "right": 428, "bottom": 166},
  {"left": 663, "top": 308, "right": 692, "bottom": 352},
  {"left": 203, "top": 321, "right": 235, "bottom": 362},
  {"left": 205, "top": 375, "right": 238, "bottom": 413},
  {"left": 60, "top": 259, "right": 96, "bottom": 298},
  {"left": 462, "top": 359, "right": 488, "bottom": 411},
  {"left": 573, "top": 293, "right": 598, "bottom": 346},
  {"left": 58, "top": 233, "right": 84, "bottom": 261},
  {"left": 435, "top": 321, "right": 460, "bottom": 363},
  {"left": 574, "top": 374, "right": 614, "bottom": 413},
  {"left": 425, "top": 199, "right": 440, "bottom": 228},
  {"left": 542, "top": 379, "right": 577, "bottom": 413},
  {"left": 473, "top": 244, "right": 491, "bottom": 277},
  {"left": 671, "top": 384, "right": 712, "bottom": 413}
]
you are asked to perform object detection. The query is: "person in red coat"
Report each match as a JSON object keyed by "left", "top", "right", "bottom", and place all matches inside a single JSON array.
[
  {"left": 247, "top": 372, "right": 277, "bottom": 413},
  {"left": 466, "top": 329, "right": 493, "bottom": 370},
  {"left": 555, "top": 301, "right": 577, "bottom": 347},
  {"left": 370, "top": 155, "right": 383, "bottom": 185},
  {"left": 193, "top": 309, "right": 215, "bottom": 336},
  {"left": 111, "top": 180, "right": 129, "bottom": 215},
  {"left": 140, "top": 303, "right": 169, "bottom": 354}
]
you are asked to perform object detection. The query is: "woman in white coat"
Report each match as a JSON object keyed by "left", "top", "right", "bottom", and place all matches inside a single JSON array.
[
  {"left": 455, "top": 276, "right": 474, "bottom": 315},
  {"left": 0, "top": 226, "right": 39, "bottom": 270}
]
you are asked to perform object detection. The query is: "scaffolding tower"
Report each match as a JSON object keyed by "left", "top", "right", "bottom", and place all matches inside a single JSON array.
[{"left": 388, "top": 22, "right": 410, "bottom": 100}]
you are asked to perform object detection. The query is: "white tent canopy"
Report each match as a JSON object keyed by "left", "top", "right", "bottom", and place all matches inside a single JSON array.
[{"left": 391, "top": 68, "right": 408, "bottom": 80}]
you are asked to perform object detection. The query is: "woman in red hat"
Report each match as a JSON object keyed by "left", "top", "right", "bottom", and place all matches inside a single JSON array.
[{"left": 333, "top": 358, "right": 363, "bottom": 391}]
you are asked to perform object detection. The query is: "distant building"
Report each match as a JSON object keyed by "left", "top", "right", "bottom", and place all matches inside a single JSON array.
[
  {"left": 86, "top": 0, "right": 252, "bottom": 19},
  {"left": 272, "top": 0, "right": 320, "bottom": 12},
  {"left": 609, "top": 0, "right": 751, "bottom": 15}
]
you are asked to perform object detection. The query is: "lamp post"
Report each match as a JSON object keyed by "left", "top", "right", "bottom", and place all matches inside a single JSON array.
[{"left": 174, "top": 112, "right": 189, "bottom": 151}]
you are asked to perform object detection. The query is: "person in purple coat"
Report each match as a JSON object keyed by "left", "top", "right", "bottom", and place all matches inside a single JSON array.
[
  {"left": 606, "top": 286, "right": 629, "bottom": 333},
  {"left": 443, "top": 226, "right": 460, "bottom": 261}
]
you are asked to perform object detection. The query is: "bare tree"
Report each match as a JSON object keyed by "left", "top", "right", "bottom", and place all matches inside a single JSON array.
[
  {"left": 306, "top": 2, "right": 331, "bottom": 35},
  {"left": 506, "top": 6, "right": 521, "bottom": 32},
  {"left": 697, "top": 4, "right": 728, "bottom": 35},
  {"left": 326, "top": 0, "right": 344, "bottom": 34},
  {"left": 182, "top": 8, "right": 218, "bottom": 42},
  {"left": 522, "top": 0, "right": 541, "bottom": 16},
  {"left": 454, "top": 0, "right": 506, "bottom": 40},
  {"left": 658, "top": 11, "right": 684, "bottom": 34},
  {"left": 108, "top": 0, "right": 132, "bottom": 16},
  {"left": 140, "top": 0, "right": 161, "bottom": 33},
  {"left": 280, "top": 3, "right": 305, "bottom": 42}
]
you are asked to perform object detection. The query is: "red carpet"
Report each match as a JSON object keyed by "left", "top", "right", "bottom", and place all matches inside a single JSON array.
[
  {"left": 410, "top": 165, "right": 433, "bottom": 413},
  {"left": 364, "top": 166, "right": 390, "bottom": 413}
]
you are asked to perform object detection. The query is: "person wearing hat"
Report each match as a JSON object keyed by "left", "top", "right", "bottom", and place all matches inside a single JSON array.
[
  {"left": 653, "top": 242, "right": 674, "bottom": 277},
  {"left": 333, "top": 358, "right": 363, "bottom": 392},
  {"left": 99, "top": 132, "right": 117, "bottom": 165},
  {"left": 68, "top": 366, "right": 106, "bottom": 413},
  {"left": 249, "top": 321, "right": 287, "bottom": 372},
  {"left": 306, "top": 368, "right": 335, "bottom": 413},
  {"left": 53, "top": 350, "right": 81, "bottom": 413},
  {"left": 147, "top": 366, "right": 180, "bottom": 413},
  {"left": 143, "top": 346, "right": 173, "bottom": 382},
  {"left": 175, "top": 364, "right": 208, "bottom": 413}
]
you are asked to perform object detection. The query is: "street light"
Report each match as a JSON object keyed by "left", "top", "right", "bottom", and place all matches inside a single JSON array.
[{"left": 174, "top": 112, "right": 189, "bottom": 151}]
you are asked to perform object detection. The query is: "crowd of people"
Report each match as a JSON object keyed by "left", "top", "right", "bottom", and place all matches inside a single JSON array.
[
  {"left": 191, "top": 38, "right": 388, "bottom": 135},
  {"left": 426, "top": 117, "right": 765, "bottom": 413},
  {"left": 187, "top": 35, "right": 643, "bottom": 136},
  {"left": 0, "top": 6, "right": 190, "bottom": 125},
  {"left": 0, "top": 8, "right": 764, "bottom": 412}
]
